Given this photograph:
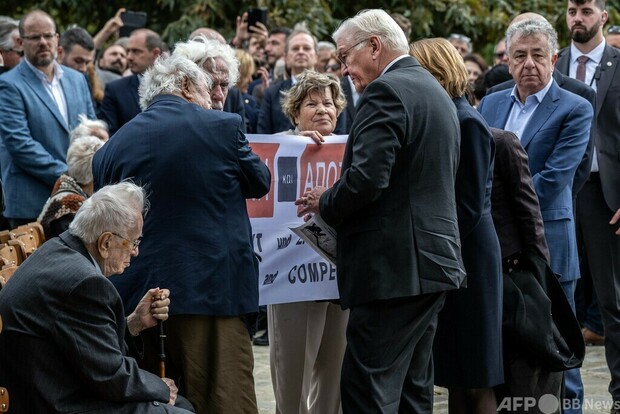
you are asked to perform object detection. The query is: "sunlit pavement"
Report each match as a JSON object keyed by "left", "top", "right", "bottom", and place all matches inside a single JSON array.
[{"left": 253, "top": 340, "right": 613, "bottom": 414}]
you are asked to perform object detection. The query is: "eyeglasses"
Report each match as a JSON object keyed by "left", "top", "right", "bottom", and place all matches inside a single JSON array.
[
  {"left": 608, "top": 26, "right": 620, "bottom": 34},
  {"left": 325, "top": 63, "right": 341, "bottom": 72},
  {"left": 337, "top": 38, "right": 368, "bottom": 67},
  {"left": 2, "top": 48, "right": 23, "bottom": 57},
  {"left": 494, "top": 51, "right": 506, "bottom": 59},
  {"left": 21, "top": 33, "right": 56, "bottom": 42},
  {"left": 110, "top": 232, "right": 141, "bottom": 250}
]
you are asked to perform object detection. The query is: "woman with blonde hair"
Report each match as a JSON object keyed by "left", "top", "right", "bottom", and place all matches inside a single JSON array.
[
  {"left": 410, "top": 38, "right": 503, "bottom": 414},
  {"left": 235, "top": 49, "right": 260, "bottom": 133},
  {"left": 269, "top": 69, "right": 348, "bottom": 414}
]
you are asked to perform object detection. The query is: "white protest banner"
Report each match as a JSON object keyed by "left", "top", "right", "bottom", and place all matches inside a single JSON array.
[{"left": 246, "top": 134, "right": 347, "bottom": 305}]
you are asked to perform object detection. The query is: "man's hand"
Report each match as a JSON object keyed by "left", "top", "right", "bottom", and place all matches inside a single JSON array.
[
  {"left": 256, "top": 66, "right": 270, "bottom": 90},
  {"left": 126, "top": 288, "right": 170, "bottom": 336},
  {"left": 249, "top": 21, "right": 269, "bottom": 43},
  {"left": 611, "top": 208, "right": 620, "bottom": 236},
  {"left": 232, "top": 12, "right": 249, "bottom": 48},
  {"left": 94, "top": 8, "right": 125, "bottom": 49},
  {"left": 162, "top": 377, "right": 179, "bottom": 405},
  {"left": 103, "top": 8, "right": 125, "bottom": 36},
  {"left": 295, "top": 186, "right": 327, "bottom": 218}
]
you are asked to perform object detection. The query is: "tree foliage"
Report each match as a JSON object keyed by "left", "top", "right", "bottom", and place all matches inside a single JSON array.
[{"left": 2, "top": 0, "right": 618, "bottom": 60}]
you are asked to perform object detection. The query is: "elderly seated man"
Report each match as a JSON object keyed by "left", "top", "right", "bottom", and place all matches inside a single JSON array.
[{"left": 0, "top": 182, "right": 194, "bottom": 413}]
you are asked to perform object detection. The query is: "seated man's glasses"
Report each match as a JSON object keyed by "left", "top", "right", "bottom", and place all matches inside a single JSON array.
[{"left": 110, "top": 232, "right": 141, "bottom": 250}]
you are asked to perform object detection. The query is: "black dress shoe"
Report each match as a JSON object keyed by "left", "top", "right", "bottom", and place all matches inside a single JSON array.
[{"left": 252, "top": 330, "right": 269, "bottom": 346}]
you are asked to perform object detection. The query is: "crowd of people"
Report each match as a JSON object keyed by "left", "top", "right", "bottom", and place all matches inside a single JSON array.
[{"left": 0, "top": 1, "right": 619, "bottom": 413}]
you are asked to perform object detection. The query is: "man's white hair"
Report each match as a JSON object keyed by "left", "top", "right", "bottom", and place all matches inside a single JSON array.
[
  {"left": 67, "top": 135, "right": 105, "bottom": 185},
  {"left": 139, "top": 53, "right": 213, "bottom": 110},
  {"left": 69, "top": 181, "right": 147, "bottom": 244},
  {"left": 70, "top": 114, "right": 108, "bottom": 141},
  {"left": 333, "top": 9, "right": 410, "bottom": 56},
  {"left": 174, "top": 36, "right": 240, "bottom": 85},
  {"left": 506, "top": 18, "right": 558, "bottom": 57}
]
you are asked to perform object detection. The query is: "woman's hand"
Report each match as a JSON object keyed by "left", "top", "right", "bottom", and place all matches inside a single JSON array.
[{"left": 298, "top": 130, "right": 325, "bottom": 145}]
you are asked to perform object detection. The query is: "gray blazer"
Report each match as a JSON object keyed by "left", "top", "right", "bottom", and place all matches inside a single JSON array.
[{"left": 0, "top": 232, "right": 190, "bottom": 413}]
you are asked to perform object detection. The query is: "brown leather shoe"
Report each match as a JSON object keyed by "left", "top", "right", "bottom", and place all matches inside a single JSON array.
[{"left": 582, "top": 327, "right": 605, "bottom": 346}]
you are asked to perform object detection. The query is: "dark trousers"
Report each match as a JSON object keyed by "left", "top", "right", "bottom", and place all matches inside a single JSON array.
[
  {"left": 341, "top": 292, "right": 446, "bottom": 414},
  {"left": 576, "top": 175, "right": 620, "bottom": 402}
]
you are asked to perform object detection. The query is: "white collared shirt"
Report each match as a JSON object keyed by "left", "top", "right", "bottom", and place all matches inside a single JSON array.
[
  {"left": 504, "top": 77, "right": 554, "bottom": 141},
  {"left": 569, "top": 40, "right": 605, "bottom": 91},
  {"left": 347, "top": 76, "right": 359, "bottom": 107},
  {"left": 24, "top": 58, "right": 68, "bottom": 126}
]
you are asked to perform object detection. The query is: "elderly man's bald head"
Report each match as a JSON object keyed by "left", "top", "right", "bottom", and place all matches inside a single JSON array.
[
  {"left": 509, "top": 12, "right": 549, "bottom": 26},
  {"left": 189, "top": 28, "right": 225, "bottom": 44}
]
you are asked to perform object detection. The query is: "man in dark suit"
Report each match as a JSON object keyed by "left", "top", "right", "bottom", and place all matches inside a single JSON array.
[
  {"left": 479, "top": 18, "right": 592, "bottom": 414},
  {"left": 0, "top": 10, "right": 95, "bottom": 227},
  {"left": 297, "top": 10, "right": 465, "bottom": 412},
  {"left": 257, "top": 27, "right": 347, "bottom": 134},
  {"left": 556, "top": 0, "right": 620, "bottom": 410},
  {"left": 0, "top": 182, "right": 193, "bottom": 413},
  {"left": 93, "top": 51, "right": 271, "bottom": 414},
  {"left": 100, "top": 28, "right": 162, "bottom": 134}
]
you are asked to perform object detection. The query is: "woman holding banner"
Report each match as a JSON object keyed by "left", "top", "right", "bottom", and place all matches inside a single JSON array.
[{"left": 268, "top": 70, "right": 348, "bottom": 414}]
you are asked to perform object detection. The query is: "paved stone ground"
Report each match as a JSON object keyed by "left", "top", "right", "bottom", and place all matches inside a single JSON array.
[{"left": 253, "top": 340, "right": 613, "bottom": 413}]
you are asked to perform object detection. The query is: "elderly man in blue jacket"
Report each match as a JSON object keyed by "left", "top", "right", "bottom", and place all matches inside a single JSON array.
[{"left": 93, "top": 47, "right": 271, "bottom": 414}]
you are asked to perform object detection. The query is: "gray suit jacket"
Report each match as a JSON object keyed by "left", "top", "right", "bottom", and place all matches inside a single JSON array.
[
  {"left": 556, "top": 45, "right": 620, "bottom": 211},
  {"left": 0, "top": 232, "right": 184, "bottom": 413},
  {"left": 319, "top": 56, "right": 466, "bottom": 309}
]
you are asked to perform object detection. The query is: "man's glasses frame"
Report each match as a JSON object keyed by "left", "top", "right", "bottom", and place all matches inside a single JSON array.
[
  {"left": 20, "top": 32, "right": 57, "bottom": 42},
  {"left": 110, "top": 232, "right": 141, "bottom": 250},
  {"left": 608, "top": 26, "right": 620, "bottom": 34},
  {"left": 1, "top": 48, "right": 23, "bottom": 57},
  {"left": 337, "top": 38, "right": 369, "bottom": 67}
]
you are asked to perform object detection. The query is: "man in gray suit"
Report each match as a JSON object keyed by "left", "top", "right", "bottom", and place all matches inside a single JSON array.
[
  {"left": 297, "top": 9, "right": 465, "bottom": 413},
  {"left": 0, "top": 182, "right": 193, "bottom": 413},
  {"left": 556, "top": 0, "right": 620, "bottom": 411}
]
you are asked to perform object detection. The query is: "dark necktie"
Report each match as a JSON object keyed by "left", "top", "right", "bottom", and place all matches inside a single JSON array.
[{"left": 576, "top": 55, "right": 589, "bottom": 82}]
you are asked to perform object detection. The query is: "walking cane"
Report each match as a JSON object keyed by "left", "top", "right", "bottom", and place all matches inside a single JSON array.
[
  {"left": 157, "top": 291, "right": 166, "bottom": 378},
  {"left": 158, "top": 319, "right": 166, "bottom": 378}
]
